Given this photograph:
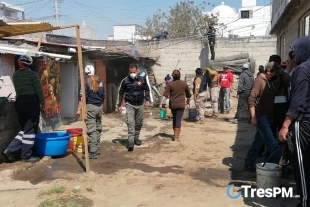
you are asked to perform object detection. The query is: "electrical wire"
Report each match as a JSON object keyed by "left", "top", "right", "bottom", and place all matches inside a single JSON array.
[{"left": 26, "top": 0, "right": 50, "bottom": 16}]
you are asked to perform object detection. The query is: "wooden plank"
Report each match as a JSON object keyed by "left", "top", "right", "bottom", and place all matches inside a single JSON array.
[
  {"left": 36, "top": 34, "right": 43, "bottom": 51},
  {"left": 75, "top": 25, "right": 90, "bottom": 174}
]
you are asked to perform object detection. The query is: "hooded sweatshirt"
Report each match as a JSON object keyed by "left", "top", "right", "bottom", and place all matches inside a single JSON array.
[
  {"left": 237, "top": 69, "right": 254, "bottom": 94},
  {"left": 286, "top": 36, "right": 310, "bottom": 120},
  {"left": 248, "top": 75, "right": 275, "bottom": 118},
  {"left": 219, "top": 70, "right": 233, "bottom": 88}
]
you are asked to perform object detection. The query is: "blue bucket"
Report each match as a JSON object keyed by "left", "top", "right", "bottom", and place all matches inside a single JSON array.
[
  {"left": 34, "top": 132, "right": 71, "bottom": 156},
  {"left": 188, "top": 108, "right": 197, "bottom": 121}
]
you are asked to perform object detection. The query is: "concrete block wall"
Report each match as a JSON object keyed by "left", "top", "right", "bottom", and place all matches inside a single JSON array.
[
  {"left": 137, "top": 37, "right": 277, "bottom": 83},
  {"left": 0, "top": 103, "right": 20, "bottom": 164}
]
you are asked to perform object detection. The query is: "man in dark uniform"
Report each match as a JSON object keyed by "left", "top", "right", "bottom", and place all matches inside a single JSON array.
[
  {"left": 2, "top": 55, "right": 45, "bottom": 163},
  {"left": 117, "top": 63, "right": 151, "bottom": 152},
  {"left": 206, "top": 23, "right": 216, "bottom": 60}
]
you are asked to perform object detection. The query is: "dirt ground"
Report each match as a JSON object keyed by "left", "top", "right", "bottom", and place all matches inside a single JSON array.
[{"left": 0, "top": 105, "right": 300, "bottom": 207}]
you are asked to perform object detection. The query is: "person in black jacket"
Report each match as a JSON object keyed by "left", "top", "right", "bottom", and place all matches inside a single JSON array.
[
  {"left": 206, "top": 23, "right": 216, "bottom": 60},
  {"left": 229, "top": 63, "right": 254, "bottom": 124},
  {"left": 76, "top": 65, "right": 105, "bottom": 159},
  {"left": 279, "top": 36, "right": 310, "bottom": 207},
  {"left": 117, "top": 63, "right": 151, "bottom": 151}
]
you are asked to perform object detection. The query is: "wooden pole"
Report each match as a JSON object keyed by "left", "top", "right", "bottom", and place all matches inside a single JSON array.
[
  {"left": 36, "top": 33, "right": 43, "bottom": 51},
  {"left": 75, "top": 25, "right": 90, "bottom": 173}
]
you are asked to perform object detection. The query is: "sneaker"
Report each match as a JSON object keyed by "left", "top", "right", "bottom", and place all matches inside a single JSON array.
[
  {"left": 224, "top": 110, "right": 230, "bottom": 114},
  {"left": 134, "top": 140, "right": 142, "bottom": 146},
  {"left": 228, "top": 118, "right": 238, "bottom": 124},
  {"left": 82, "top": 153, "right": 97, "bottom": 159},
  {"left": 2, "top": 150, "right": 15, "bottom": 162},
  {"left": 244, "top": 165, "right": 256, "bottom": 173},
  {"left": 21, "top": 157, "right": 40, "bottom": 163},
  {"left": 211, "top": 114, "right": 218, "bottom": 119},
  {"left": 195, "top": 120, "right": 204, "bottom": 124}
]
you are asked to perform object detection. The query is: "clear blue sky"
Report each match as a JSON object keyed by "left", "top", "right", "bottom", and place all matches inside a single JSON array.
[{"left": 7, "top": 0, "right": 270, "bottom": 39}]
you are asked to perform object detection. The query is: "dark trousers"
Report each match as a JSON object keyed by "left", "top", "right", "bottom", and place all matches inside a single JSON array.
[
  {"left": 209, "top": 43, "right": 215, "bottom": 60},
  {"left": 6, "top": 94, "right": 40, "bottom": 159},
  {"left": 234, "top": 92, "right": 250, "bottom": 119},
  {"left": 292, "top": 120, "right": 310, "bottom": 207},
  {"left": 274, "top": 102, "right": 287, "bottom": 132},
  {"left": 171, "top": 108, "right": 185, "bottom": 129}
]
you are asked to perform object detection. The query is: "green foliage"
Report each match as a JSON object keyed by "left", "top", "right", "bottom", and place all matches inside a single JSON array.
[
  {"left": 38, "top": 186, "right": 66, "bottom": 197},
  {"left": 140, "top": 0, "right": 216, "bottom": 39}
]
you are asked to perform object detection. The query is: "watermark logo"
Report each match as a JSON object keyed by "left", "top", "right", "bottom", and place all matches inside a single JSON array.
[{"left": 226, "top": 184, "right": 300, "bottom": 199}]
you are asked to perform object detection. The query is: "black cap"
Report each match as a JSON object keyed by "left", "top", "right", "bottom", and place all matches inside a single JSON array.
[
  {"left": 223, "top": 66, "right": 229, "bottom": 69},
  {"left": 195, "top": 68, "right": 203, "bottom": 74}
]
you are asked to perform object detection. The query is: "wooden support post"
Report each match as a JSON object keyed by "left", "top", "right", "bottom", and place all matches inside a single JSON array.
[
  {"left": 36, "top": 33, "right": 43, "bottom": 51},
  {"left": 75, "top": 25, "right": 90, "bottom": 173}
]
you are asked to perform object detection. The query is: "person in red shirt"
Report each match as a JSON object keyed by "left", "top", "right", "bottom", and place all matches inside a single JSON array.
[{"left": 219, "top": 66, "right": 234, "bottom": 114}]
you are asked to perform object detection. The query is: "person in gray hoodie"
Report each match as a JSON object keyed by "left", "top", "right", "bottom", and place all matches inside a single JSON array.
[
  {"left": 229, "top": 63, "right": 254, "bottom": 123},
  {"left": 279, "top": 36, "right": 310, "bottom": 207}
]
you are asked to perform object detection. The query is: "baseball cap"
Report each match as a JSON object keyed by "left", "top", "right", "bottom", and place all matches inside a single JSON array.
[{"left": 242, "top": 63, "right": 249, "bottom": 69}]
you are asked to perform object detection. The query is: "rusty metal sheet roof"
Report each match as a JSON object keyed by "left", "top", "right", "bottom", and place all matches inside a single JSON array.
[{"left": 0, "top": 22, "right": 62, "bottom": 38}]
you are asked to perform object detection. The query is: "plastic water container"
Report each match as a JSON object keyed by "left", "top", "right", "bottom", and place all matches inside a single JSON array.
[
  {"left": 160, "top": 109, "right": 166, "bottom": 119},
  {"left": 188, "top": 108, "right": 197, "bottom": 121},
  {"left": 34, "top": 132, "right": 71, "bottom": 156},
  {"left": 256, "top": 163, "right": 282, "bottom": 189},
  {"left": 73, "top": 136, "right": 85, "bottom": 153}
]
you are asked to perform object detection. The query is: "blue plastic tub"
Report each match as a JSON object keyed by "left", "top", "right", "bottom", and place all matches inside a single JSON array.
[{"left": 34, "top": 132, "right": 71, "bottom": 156}]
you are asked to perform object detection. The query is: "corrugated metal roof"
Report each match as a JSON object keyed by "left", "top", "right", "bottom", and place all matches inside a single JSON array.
[{"left": 0, "top": 22, "right": 62, "bottom": 38}]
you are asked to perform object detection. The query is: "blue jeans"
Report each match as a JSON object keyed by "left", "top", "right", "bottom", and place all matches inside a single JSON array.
[
  {"left": 245, "top": 116, "right": 282, "bottom": 166},
  {"left": 220, "top": 88, "right": 230, "bottom": 112}
]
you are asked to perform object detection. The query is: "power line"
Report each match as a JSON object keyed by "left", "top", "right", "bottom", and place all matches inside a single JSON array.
[{"left": 9, "top": 0, "right": 45, "bottom": 7}]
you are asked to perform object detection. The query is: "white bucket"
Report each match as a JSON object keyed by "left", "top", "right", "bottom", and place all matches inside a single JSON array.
[
  {"left": 121, "top": 106, "right": 126, "bottom": 114},
  {"left": 188, "top": 108, "right": 197, "bottom": 121},
  {"left": 256, "top": 163, "right": 282, "bottom": 189}
]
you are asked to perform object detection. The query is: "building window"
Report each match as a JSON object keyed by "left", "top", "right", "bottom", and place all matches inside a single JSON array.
[
  {"left": 241, "top": 11, "right": 250, "bottom": 19},
  {"left": 4, "top": 10, "right": 12, "bottom": 17},
  {"left": 300, "top": 12, "right": 310, "bottom": 36}
]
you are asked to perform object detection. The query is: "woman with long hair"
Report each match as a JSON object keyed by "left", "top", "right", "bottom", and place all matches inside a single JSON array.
[
  {"left": 76, "top": 65, "right": 105, "bottom": 159},
  {"left": 159, "top": 70, "right": 191, "bottom": 141}
]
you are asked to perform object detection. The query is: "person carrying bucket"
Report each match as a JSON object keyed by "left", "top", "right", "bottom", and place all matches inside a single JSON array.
[
  {"left": 244, "top": 62, "right": 283, "bottom": 172},
  {"left": 159, "top": 70, "right": 191, "bottom": 141},
  {"left": 193, "top": 68, "right": 208, "bottom": 124},
  {"left": 2, "top": 55, "right": 45, "bottom": 163},
  {"left": 76, "top": 65, "right": 105, "bottom": 159},
  {"left": 117, "top": 63, "right": 151, "bottom": 151}
]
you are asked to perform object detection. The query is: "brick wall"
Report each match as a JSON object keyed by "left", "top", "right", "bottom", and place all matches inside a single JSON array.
[{"left": 0, "top": 102, "right": 20, "bottom": 164}]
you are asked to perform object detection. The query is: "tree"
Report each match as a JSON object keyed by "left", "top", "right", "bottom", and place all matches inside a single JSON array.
[{"left": 140, "top": 1, "right": 216, "bottom": 39}]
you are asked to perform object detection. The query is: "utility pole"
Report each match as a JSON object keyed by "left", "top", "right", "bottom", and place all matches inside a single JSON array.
[{"left": 54, "top": 0, "right": 60, "bottom": 34}]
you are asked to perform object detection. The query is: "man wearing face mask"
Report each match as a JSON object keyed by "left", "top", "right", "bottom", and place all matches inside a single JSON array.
[{"left": 117, "top": 63, "right": 151, "bottom": 151}]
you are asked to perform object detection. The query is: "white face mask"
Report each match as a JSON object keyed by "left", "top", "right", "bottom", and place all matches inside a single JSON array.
[{"left": 130, "top": 73, "right": 137, "bottom": 79}]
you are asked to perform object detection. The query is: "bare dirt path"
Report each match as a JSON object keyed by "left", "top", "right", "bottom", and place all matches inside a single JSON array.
[{"left": 0, "top": 109, "right": 299, "bottom": 207}]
